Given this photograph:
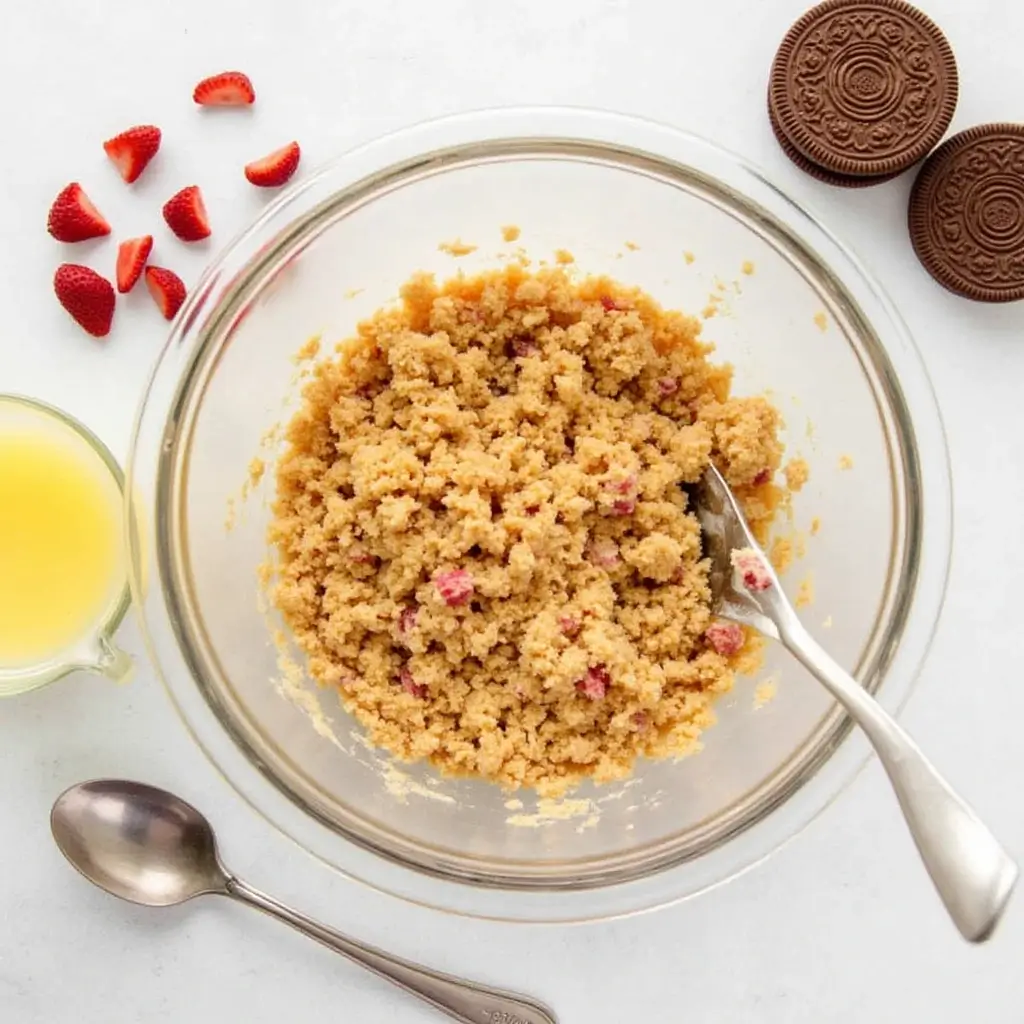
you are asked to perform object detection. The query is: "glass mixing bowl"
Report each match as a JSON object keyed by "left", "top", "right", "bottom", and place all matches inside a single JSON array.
[{"left": 128, "top": 108, "right": 951, "bottom": 922}]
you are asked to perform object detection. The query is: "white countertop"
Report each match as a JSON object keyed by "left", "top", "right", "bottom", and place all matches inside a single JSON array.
[{"left": 2, "top": 0, "right": 1023, "bottom": 1020}]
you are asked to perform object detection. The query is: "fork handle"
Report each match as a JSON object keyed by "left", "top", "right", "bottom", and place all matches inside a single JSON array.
[{"left": 779, "top": 616, "right": 1017, "bottom": 942}]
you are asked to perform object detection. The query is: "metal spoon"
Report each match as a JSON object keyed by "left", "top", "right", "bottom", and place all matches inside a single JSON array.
[
  {"left": 694, "top": 465, "right": 1017, "bottom": 942},
  {"left": 51, "top": 779, "right": 557, "bottom": 1024}
]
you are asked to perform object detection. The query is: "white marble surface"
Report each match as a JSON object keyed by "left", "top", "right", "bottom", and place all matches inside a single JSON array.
[{"left": 2, "top": 0, "right": 1023, "bottom": 1020}]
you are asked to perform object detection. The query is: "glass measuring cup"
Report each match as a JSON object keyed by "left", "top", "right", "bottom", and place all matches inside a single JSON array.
[{"left": 0, "top": 395, "right": 132, "bottom": 697}]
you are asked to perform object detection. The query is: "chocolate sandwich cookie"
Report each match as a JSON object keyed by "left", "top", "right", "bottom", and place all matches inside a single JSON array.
[
  {"left": 769, "top": 0, "right": 958, "bottom": 182},
  {"left": 909, "top": 123, "right": 1024, "bottom": 303}
]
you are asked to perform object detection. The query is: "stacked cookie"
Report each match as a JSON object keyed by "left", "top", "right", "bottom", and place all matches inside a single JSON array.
[{"left": 768, "top": 0, "right": 1024, "bottom": 302}]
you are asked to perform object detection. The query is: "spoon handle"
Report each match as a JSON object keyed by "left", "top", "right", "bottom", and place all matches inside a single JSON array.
[
  {"left": 225, "top": 876, "right": 558, "bottom": 1024},
  {"left": 779, "top": 615, "right": 1018, "bottom": 942}
]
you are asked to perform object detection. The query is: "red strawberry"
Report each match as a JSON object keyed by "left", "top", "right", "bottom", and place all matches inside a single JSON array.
[
  {"left": 193, "top": 71, "right": 255, "bottom": 106},
  {"left": 145, "top": 266, "right": 186, "bottom": 320},
  {"left": 47, "top": 183, "right": 111, "bottom": 242},
  {"left": 116, "top": 235, "right": 153, "bottom": 293},
  {"left": 53, "top": 264, "right": 116, "bottom": 337},
  {"left": 244, "top": 141, "right": 301, "bottom": 187},
  {"left": 103, "top": 125, "right": 162, "bottom": 184},
  {"left": 162, "top": 186, "right": 210, "bottom": 241}
]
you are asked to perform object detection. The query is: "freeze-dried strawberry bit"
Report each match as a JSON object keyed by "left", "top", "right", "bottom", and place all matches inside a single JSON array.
[
  {"left": 600, "top": 296, "right": 621, "bottom": 311},
  {"left": 399, "top": 606, "right": 418, "bottom": 637},
  {"left": 657, "top": 376, "right": 680, "bottom": 397},
  {"left": 752, "top": 468, "right": 772, "bottom": 487},
  {"left": 631, "top": 711, "right": 650, "bottom": 732},
  {"left": 434, "top": 569, "right": 474, "bottom": 607},
  {"left": 731, "top": 547, "right": 773, "bottom": 592},
  {"left": 610, "top": 498, "right": 636, "bottom": 517},
  {"left": 399, "top": 668, "right": 428, "bottom": 699},
  {"left": 576, "top": 665, "right": 610, "bottom": 700},
  {"left": 705, "top": 621, "right": 745, "bottom": 656},
  {"left": 510, "top": 337, "right": 539, "bottom": 357},
  {"left": 558, "top": 615, "right": 581, "bottom": 639},
  {"left": 348, "top": 543, "right": 377, "bottom": 565},
  {"left": 587, "top": 536, "right": 620, "bottom": 569},
  {"left": 603, "top": 474, "right": 637, "bottom": 496},
  {"left": 524, "top": 505, "right": 540, "bottom": 516}
]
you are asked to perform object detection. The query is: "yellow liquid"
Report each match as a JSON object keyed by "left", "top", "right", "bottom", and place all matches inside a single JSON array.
[{"left": 0, "top": 425, "right": 123, "bottom": 667}]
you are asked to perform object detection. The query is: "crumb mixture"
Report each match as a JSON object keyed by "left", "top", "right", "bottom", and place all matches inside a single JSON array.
[{"left": 269, "top": 266, "right": 783, "bottom": 793}]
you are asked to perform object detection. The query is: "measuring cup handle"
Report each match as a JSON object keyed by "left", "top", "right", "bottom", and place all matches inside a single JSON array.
[{"left": 93, "top": 636, "right": 134, "bottom": 684}]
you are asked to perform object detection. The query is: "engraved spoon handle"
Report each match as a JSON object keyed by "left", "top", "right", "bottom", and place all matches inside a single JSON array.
[
  {"left": 226, "top": 876, "right": 558, "bottom": 1024},
  {"left": 778, "top": 612, "right": 1018, "bottom": 943}
]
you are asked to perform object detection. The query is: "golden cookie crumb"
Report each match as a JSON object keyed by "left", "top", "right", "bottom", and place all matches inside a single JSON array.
[
  {"left": 624, "top": 241, "right": 640, "bottom": 251},
  {"left": 501, "top": 224, "right": 521, "bottom": 243},
  {"left": 269, "top": 267, "right": 783, "bottom": 793},
  {"left": 795, "top": 574, "right": 815, "bottom": 608},
  {"left": 292, "top": 335, "right": 321, "bottom": 364},
  {"left": 810, "top": 516, "right": 821, "bottom": 535},
  {"left": 813, "top": 311, "right": 828, "bottom": 332},
  {"left": 553, "top": 248, "right": 575, "bottom": 265},
  {"left": 769, "top": 536, "right": 794, "bottom": 574},
  {"left": 784, "top": 457, "right": 809, "bottom": 492},
  {"left": 838, "top": 454, "right": 854, "bottom": 470},
  {"left": 741, "top": 260, "right": 755, "bottom": 276},
  {"left": 438, "top": 239, "right": 477, "bottom": 257},
  {"left": 683, "top": 251, "right": 696, "bottom": 265},
  {"left": 248, "top": 457, "right": 265, "bottom": 488}
]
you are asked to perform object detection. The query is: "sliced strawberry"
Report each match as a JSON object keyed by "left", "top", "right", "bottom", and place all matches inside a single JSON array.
[
  {"left": 193, "top": 71, "right": 255, "bottom": 106},
  {"left": 103, "top": 125, "right": 162, "bottom": 184},
  {"left": 47, "top": 183, "right": 111, "bottom": 242},
  {"left": 244, "top": 141, "right": 301, "bottom": 187},
  {"left": 54, "top": 264, "right": 116, "bottom": 337},
  {"left": 115, "top": 235, "right": 153, "bottom": 293},
  {"left": 145, "top": 266, "right": 187, "bottom": 320},
  {"left": 162, "top": 185, "right": 210, "bottom": 242}
]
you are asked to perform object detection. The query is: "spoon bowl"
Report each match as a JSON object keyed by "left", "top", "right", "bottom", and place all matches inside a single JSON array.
[{"left": 52, "top": 779, "right": 226, "bottom": 907}]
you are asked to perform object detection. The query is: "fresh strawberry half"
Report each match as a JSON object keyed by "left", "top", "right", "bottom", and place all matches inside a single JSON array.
[
  {"left": 47, "top": 183, "right": 111, "bottom": 242},
  {"left": 162, "top": 185, "right": 210, "bottom": 241},
  {"left": 145, "top": 266, "right": 186, "bottom": 320},
  {"left": 244, "top": 141, "right": 301, "bottom": 187},
  {"left": 193, "top": 71, "right": 255, "bottom": 106},
  {"left": 116, "top": 235, "right": 153, "bottom": 293},
  {"left": 103, "top": 125, "right": 162, "bottom": 184},
  {"left": 54, "top": 264, "right": 116, "bottom": 337}
]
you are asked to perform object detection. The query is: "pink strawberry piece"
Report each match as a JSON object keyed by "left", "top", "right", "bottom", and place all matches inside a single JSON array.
[
  {"left": 576, "top": 665, "right": 610, "bottom": 700},
  {"left": 586, "top": 537, "right": 620, "bottom": 569},
  {"left": 399, "top": 667, "right": 428, "bottom": 699},
  {"left": 510, "top": 337, "right": 539, "bottom": 357},
  {"left": 558, "top": 615, "right": 581, "bottom": 639},
  {"left": 47, "top": 183, "right": 111, "bottom": 243},
  {"left": 731, "top": 548, "right": 773, "bottom": 592},
  {"left": 611, "top": 498, "right": 636, "bottom": 516},
  {"left": 349, "top": 543, "right": 377, "bottom": 565},
  {"left": 657, "top": 377, "right": 680, "bottom": 396},
  {"left": 435, "top": 569, "right": 474, "bottom": 607},
  {"left": 600, "top": 296, "right": 621, "bottom": 311},
  {"left": 603, "top": 474, "right": 637, "bottom": 495},
  {"left": 399, "top": 606, "right": 418, "bottom": 637},
  {"left": 705, "top": 622, "right": 745, "bottom": 656},
  {"left": 631, "top": 711, "right": 651, "bottom": 732},
  {"left": 752, "top": 468, "right": 772, "bottom": 486}
]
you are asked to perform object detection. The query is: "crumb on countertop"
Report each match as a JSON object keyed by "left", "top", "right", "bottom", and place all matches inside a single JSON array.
[
  {"left": 838, "top": 454, "right": 854, "bottom": 471},
  {"left": 292, "top": 335, "right": 322, "bottom": 364},
  {"left": 624, "top": 241, "right": 640, "bottom": 251},
  {"left": 501, "top": 225, "right": 521, "bottom": 243},
  {"left": 784, "top": 457, "right": 809, "bottom": 492},
  {"left": 248, "top": 457, "right": 266, "bottom": 488},
  {"left": 813, "top": 311, "right": 828, "bottom": 332},
  {"left": 683, "top": 251, "right": 695, "bottom": 264},
  {"left": 795, "top": 574, "right": 814, "bottom": 608},
  {"left": 741, "top": 260, "right": 755, "bottom": 275},
  {"left": 810, "top": 516, "right": 821, "bottom": 535},
  {"left": 268, "top": 266, "right": 784, "bottom": 795},
  {"left": 554, "top": 248, "right": 575, "bottom": 265},
  {"left": 769, "top": 535, "right": 794, "bottom": 574},
  {"left": 438, "top": 239, "right": 478, "bottom": 257}
]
